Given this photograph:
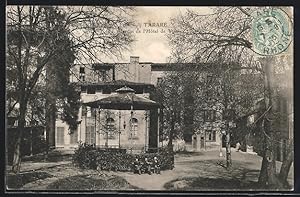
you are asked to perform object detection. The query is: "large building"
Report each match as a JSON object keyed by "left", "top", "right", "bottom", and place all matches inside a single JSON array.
[
  {"left": 55, "top": 57, "right": 226, "bottom": 151},
  {"left": 55, "top": 57, "right": 160, "bottom": 152}
]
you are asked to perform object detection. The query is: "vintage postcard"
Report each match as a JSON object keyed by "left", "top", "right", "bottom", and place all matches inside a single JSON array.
[{"left": 5, "top": 5, "right": 294, "bottom": 193}]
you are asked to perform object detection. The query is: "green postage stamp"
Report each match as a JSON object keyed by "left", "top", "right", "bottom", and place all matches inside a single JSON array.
[{"left": 252, "top": 7, "right": 293, "bottom": 56}]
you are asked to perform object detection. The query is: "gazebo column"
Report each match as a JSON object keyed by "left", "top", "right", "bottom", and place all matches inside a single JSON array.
[
  {"left": 85, "top": 107, "right": 88, "bottom": 144},
  {"left": 94, "top": 107, "right": 97, "bottom": 147},
  {"left": 98, "top": 108, "right": 101, "bottom": 147}
]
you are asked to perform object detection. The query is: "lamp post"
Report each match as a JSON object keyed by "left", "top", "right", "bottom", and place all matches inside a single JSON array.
[{"left": 144, "top": 111, "right": 148, "bottom": 153}]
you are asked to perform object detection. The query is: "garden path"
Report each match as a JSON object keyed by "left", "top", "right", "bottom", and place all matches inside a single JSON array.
[
  {"left": 112, "top": 149, "right": 294, "bottom": 190},
  {"left": 13, "top": 148, "right": 293, "bottom": 190}
]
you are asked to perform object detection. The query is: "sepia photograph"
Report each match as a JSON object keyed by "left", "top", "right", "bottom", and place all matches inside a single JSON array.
[{"left": 5, "top": 5, "right": 294, "bottom": 192}]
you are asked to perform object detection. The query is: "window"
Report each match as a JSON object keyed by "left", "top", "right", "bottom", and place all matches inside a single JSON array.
[
  {"left": 91, "top": 108, "right": 96, "bottom": 117},
  {"left": 80, "top": 67, "right": 85, "bottom": 73},
  {"left": 205, "top": 130, "right": 216, "bottom": 142},
  {"left": 157, "top": 77, "right": 163, "bottom": 85},
  {"left": 135, "top": 87, "right": 143, "bottom": 94},
  {"left": 129, "top": 118, "right": 138, "bottom": 139},
  {"left": 79, "top": 75, "right": 85, "bottom": 82},
  {"left": 87, "top": 87, "right": 96, "bottom": 94},
  {"left": 100, "top": 70, "right": 107, "bottom": 81},
  {"left": 79, "top": 67, "right": 85, "bottom": 82},
  {"left": 86, "top": 107, "right": 92, "bottom": 117},
  {"left": 81, "top": 106, "right": 87, "bottom": 117},
  {"left": 57, "top": 127, "right": 65, "bottom": 145},
  {"left": 102, "top": 88, "right": 111, "bottom": 94},
  {"left": 204, "top": 110, "right": 215, "bottom": 122},
  {"left": 86, "top": 126, "right": 95, "bottom": 145},
  {"left": 70, "top": 129, "right": 78, "bottom": 144},
  {"left": 81, "top": 86, "right": 87, "bottom": 93},
  {"left": 106, "top": 118, "right": 116, "bottom": 139}
]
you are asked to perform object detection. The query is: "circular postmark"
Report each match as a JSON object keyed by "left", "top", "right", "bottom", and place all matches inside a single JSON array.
[{"left": 251, "top": 8, "right": 293, "bottom": 56}]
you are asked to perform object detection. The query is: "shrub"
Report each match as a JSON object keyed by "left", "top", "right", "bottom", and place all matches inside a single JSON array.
[{"left": 72, "top": 143, "right": 174, "bottom": 172}]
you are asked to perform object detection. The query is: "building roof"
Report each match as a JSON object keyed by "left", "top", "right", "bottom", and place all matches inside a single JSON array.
[
  {"left": 150, "top": 63, "right": 228, "bottom": 71},
  {"left": 72, "top": 80, "right": 155, "bottom": 88},
  {"left": 92, "top": 63, "right": 114, "bottom": 70}
]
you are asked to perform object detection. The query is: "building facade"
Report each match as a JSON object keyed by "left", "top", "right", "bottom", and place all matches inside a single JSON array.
[
  {"left": 56, "top": 57, "right": 255, "bottom": 152},
  {"left": 55, "top": 57, "right": 159, "bottom": 152}
]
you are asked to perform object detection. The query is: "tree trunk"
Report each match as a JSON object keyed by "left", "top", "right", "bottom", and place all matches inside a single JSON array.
[
  {"left": 279, "top": 140, "right": 293, "bottom": 185},
  {"left": 258, "top": 153, "right": 268, "bottom": 185},
  {"left": 264, "top": 132, "right": 278, "bottom": 188},
  {"left": 45, "top": 60, "right": 57, "bottom": 159},
  {"left": 12, "top": 98, "right": 27, "bottom": 173},
  {"left": 257, "top": 56, "right": 283, "bottom": 188},
  {"left": 225, "top": 130, "right": 232, "bottom": 168},
  {"left": 258, "top": 134, "right": 268, "bottom": 185},
  {"left": 168, "top": 112, "right": 175, "bottom": 150}
]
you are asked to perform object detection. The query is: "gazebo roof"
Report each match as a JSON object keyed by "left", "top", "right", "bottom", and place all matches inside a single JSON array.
[
  {"left": 83, "top": 86, "right": 160, "bottom": 110},
  {"left": 115, "top": 86, "right": 135, "bottom": 93}
]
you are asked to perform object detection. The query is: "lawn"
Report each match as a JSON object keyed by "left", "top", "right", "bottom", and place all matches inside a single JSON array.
[
  {"left": 6, "top": 149, "right": 140, "bottom": 191},
  {"left": 5, "top": 149, "right": 294, "bottom": 191},
  {"left": 6, "top": 163, "right": 140, "bottom": 191},
  {"left": 47, "top": 174, "right": 139, "bottom": 190}
]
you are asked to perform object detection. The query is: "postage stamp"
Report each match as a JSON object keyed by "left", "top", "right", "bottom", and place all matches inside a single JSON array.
[{"left": 251, "top": 7, "right": 293, "bottom": 56}]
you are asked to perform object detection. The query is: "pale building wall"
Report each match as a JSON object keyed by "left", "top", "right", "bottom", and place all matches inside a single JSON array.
[
  {"left": 55, "top": 119, "right": 79, "bottom": 148},
  {"left": 56, "top": 109, "right": 150, "bottom": 151},
  {"left": 151, "top": 71, "right": 165, "bottom": 86},
  {"left": 56, "top": 91, "right": 151, "bottom": 151},
  {"left": 191, "top": 129, "right": 222, "bottom": 151},
  {"left": 114, "top": 63, "right": 152, "bottom": 84}
]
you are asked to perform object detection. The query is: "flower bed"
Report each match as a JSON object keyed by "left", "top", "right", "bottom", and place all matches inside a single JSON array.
[{"left": 72, "top": 143, "right": 174, "bottom": 172}]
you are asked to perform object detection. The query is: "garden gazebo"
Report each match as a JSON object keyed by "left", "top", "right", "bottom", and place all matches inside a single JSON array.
[{"left": 83, "top": 86, "right": 160, "bottom": 153}]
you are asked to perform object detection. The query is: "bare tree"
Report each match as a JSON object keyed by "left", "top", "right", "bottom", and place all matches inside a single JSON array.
[
  {"left": 6, "top": 5, "right": 135, "bottom": 173},
  {"left": 168, "top": 7, "right": 293, "bottom": 188}
]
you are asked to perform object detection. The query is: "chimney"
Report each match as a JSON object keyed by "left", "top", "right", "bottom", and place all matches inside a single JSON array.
[{"left": 130, "top": 56, "right": 139, "bottom": 64}]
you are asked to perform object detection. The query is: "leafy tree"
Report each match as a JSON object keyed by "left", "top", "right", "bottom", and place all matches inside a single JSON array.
[
  {"left": 154, "top": 70, "right": 185, "bottom": 148},
  {"left": 155, "top": 61, "right": 263, "bottom": 161},
  {"left": 167, "top": 6, "right": 293, "bottom": 188},
  {"left": 6, "top": 5, "right": 135, "bottom": 173}
]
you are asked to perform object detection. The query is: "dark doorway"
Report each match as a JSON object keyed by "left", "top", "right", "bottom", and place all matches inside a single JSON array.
[
  {"left": 193, "top": 136, "right": 197, "bottom": 149},
  {"left": 200, "top": 137, "right": 205, "bottom": 149},
  {"left": 222, "top": 135, "right": 226, "bottom": 147}
]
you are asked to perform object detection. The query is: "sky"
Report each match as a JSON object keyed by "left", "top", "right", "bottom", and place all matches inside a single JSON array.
[{"left": 116, "top": 7, "right": 213, "bottom": 63}]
